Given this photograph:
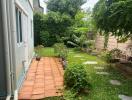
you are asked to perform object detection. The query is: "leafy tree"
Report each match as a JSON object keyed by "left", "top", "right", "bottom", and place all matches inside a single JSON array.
[
  {"left": 34, "top": 12, "right": 73, "bottom": 46},
  {"left": 34, "top": 13, "right": 48, "bottom": 46},
  {"left": 46, "top": 11, "right": 73, "bottom": 36},
  {"left": 47, "top": 0, "right": 86, "bottom": 18},
  {"left": 93, "top": 0, "right": 132, "bottom": 39}
]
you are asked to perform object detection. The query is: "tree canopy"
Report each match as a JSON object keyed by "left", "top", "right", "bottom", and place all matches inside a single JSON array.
[
  {"left": 34, "top": 0, "right": 95, "bottom": 47},
  {"left": 93, "top": 0, "right": 132, "bottom": 38},
  {"left": 47, "top": 0, "right": 86, "bottom": 18}
]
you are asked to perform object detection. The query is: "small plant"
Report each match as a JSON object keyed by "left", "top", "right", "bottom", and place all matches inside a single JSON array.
[
  {"left": 64, "top": 64, "right": 91, "bottom": 94},
  {"left": 53, "top": 43, "right": 68, "bottom": 60},
  {"left": 63, "top": 90, "right": 76, "bottom": 100},
  {"left": 110, "top": 48, "right": 122, "bottom": 59},
  {"left": 104, "top": 52, "right": 113, "bottom": 63},
  {"left": 35, "top": 45, "right": 44, "bottom": 61},
  {"left": 100, "top": 48, "right": 122, "bottom": 63}
]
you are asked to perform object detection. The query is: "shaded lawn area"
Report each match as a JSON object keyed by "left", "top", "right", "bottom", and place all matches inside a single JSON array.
[
  {"left": 35, "top": 47, "right": 57, "bottom": 57},
  {"left": 37, "top": 47, "right": 132, "bottom": 100}
]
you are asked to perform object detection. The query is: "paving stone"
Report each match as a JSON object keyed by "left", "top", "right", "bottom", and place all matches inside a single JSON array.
[
  {"left": 83, "top": 61, "right": 98, "bottom": 65},
  {"left": 81, "top": 59, "right": 86, "bottom": 60},
  {"left": 32, "top": 88, "right": 44, "bottom": 94},
  {"left": 94, "top": 66, "right": 104, "bottom": 70},
  {"left": 74, "top": 55, "right": 83, "bottom": 57},
  {"left": 31, "top": 94, "right": 45, "bottom": 99},
  {"left": 19, "top": 57, "right": 64, "bottom": 100},
  {"left": 96, "top": 72, "right": 109, "bottom": 75},
  {"left": 110, "top": 80, "right": 121, "bottom": 86},
  {"left": 69, "top": 51, "right": 74, "bottom": 53},
  {"left": 119, "top": 94, "right": 132, "bottom": 100},
  {"left": 18, "top": 93, "right": 32, "bottom": 99}
]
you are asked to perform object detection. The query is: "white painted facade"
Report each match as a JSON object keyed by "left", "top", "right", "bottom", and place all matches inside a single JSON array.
[
  {"left": 15, "top": 0, "right": 34, "bottom": 88},
  {"left": 0, "top": 0, "right": 34, "bottom": 99}
]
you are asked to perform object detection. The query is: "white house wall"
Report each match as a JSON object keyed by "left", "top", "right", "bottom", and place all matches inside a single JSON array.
[{"left": 15, "top": 0, "right": 34, "bottom": 88}]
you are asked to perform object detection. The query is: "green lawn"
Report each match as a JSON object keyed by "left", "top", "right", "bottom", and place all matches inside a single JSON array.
[
  {"left": 35, "top": 47, "right": 57, "bottom": 57},
  {"left": 37, "top": 47, "right": 132, "bottom": 100}
]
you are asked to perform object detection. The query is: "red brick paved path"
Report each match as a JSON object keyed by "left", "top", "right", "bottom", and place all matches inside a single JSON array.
[{"left": 19, "top": 57, "right": 64, "bottom": 100}]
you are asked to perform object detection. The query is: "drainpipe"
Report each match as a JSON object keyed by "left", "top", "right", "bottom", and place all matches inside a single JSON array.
[
  {"left": 9, "top": 0, "right": 18, "bottom": 99},
  {"left": 6, "top": 0, "right": 18, "bottom": 99},
  {"left": 1, "top": 0, "right": 12, "bottom": 99}
]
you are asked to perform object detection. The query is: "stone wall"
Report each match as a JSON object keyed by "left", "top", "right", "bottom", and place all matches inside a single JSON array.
[{"left": 95, "top": 34, "right": 132, "bottom": 56}]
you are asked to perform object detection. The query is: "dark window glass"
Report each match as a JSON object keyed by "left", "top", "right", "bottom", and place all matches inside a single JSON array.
[
  {"left": 15, "top": 7, "right": 22, "bottom": 43},
  {"left": 16, "top": 8, "right": 19, "bottom": 43},
  {"left": 19, "top": 11, "right": 22, "bottom": 42}
]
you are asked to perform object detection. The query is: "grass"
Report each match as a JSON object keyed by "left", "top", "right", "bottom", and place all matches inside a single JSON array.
[
  {"left": 37, "top": 47, "right": 132, "bottom": 100},
  {"left": 35, "top": 47, "right": 57, "bottom": 57}
]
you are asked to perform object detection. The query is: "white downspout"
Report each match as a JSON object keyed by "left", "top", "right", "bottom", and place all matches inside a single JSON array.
[
  {"left": 9, "top": 0, "right": 18, "bottom": 99},
  {"left": 1, "top": 0, "right": 12, "bottom": 99}
]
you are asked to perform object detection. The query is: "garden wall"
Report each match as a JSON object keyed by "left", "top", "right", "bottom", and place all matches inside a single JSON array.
[{"left": 95, "top": 34, "right": 132, "bottom": 56}]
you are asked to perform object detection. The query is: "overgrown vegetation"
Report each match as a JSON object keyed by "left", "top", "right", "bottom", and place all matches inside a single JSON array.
[
  {"left": 53, "top": 43, "right": 68, "bottom": 60},
  {"left": 93, "top": 0, "right": 132, "bottom": 41},
  {"left": 34, "top": 0, "right": 97, "bottom": 48},
  {"left": 64, "top": 64, "right": 91, "bottom": 94},
  {"left": 39, "top": 48, "right": 132, "bottom": 100},
  {"left": 100, "top": 48, "right": 122, "bottom": 63},
  {"left": 34, "top": 12, "right": 72, "bottom": 46}
]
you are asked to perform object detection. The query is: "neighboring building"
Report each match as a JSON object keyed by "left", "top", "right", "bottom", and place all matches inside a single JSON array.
[
  {"left": 33, "top": 0, "right": 47, "bottom": 14},
  {"left": 0, "top": 0, "right": 34, "bottom": 99}
]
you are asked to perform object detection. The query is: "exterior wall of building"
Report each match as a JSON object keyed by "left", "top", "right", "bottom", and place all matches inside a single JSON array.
[
  {"left": 15, "top": 0, "right": 34, "bottom": 88},
  {"left": 33, "top": 0, "right": 43, "bottom": 13},
  {"left": 0, "top": 3, "right": 7, "bottom": 97},
  {"left": 33, "top": 0, "right": 47, "bottom": 14},
  {"left": 95, "top": 34, "right": 132, "bottom": 56}
]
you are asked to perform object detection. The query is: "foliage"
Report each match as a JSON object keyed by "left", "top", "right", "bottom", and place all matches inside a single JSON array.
[
  {"left": 46, "top": 12, "right": 73, "bottom": 36},
  {"left": 67, "top": 33, "right": 95, "bottom": 51},
  {"left": 64, "top": 64, "right": 91, "bottom": 93},
  {"left": 100, "top": 48, "right": 122, "bottom": 63},
  {"left": 34, "top": 13, "right": 47, "bottom": 46},
  {"left": 100, "top": 51, "right": 113, "bottom": 63},
  {"left": 63, "top": 90, "right": 76, "bottom": 100},
  {"left": 67, "top": 34, "right": 88, "bottom": 49},
  {"left": 47, "top": 0, "right": 86, "bottom": 18},
  {"left": 73, "top": 27, "right": 88, "bottom": 34},
  {"left": 53, "top": 43, "right": 68, "bottom": 59},
  {"left": 38, "top": 48, "right": 132, "bottom": 100},
  {"left": 40, "top": 31, "right": 50, "bottom": 46},
  {"left": 93, "top": 0, "right": 132, "bottom": 39},
  {"left": 109, "top": 48, "right": 122, "bottom": 58},
  {"left": 34, "top": 12, "right": 73, "bottom": 46}
]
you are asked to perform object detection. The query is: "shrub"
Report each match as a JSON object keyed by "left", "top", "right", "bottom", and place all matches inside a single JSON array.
[
  {"left": 100, "top": 48, "right": 122, "bottom": 63},
  {"left": 53, "top": 43, "right": 68, "bottom": 59},
  {"left": 40, "top": 31, "right": 50, "bottom": 46},
  {"left": 64, "top": 64, "right": 91, "bottom": 93},
  {"left": 104, "top": 52, "right": 113, "bottom": 63},
  {"left": 109, "top": 48, "right": 122, "bottom": 59},
  {"left": 63, "top": 90, "right": 76, "bottom": 100}
]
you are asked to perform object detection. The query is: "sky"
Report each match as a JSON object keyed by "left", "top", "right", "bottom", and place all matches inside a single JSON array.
[{"left": 81, "top": 0, "right": 99, "bottom": 11}]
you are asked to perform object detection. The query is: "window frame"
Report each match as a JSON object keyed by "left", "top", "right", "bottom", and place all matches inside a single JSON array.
[
  {"left": 31, "top": 20, "right": 33, "bottom": 38},
  {"left": 15, "top": 6, "right": 23, "bottom": 46}
]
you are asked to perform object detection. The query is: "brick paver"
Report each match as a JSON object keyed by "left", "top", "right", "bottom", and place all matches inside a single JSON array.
[{"left": 19, "top": 57, "right": 64, "bottom": 100}]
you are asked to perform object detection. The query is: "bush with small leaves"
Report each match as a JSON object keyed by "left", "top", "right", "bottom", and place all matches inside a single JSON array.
[
  {"left": 53, "top": 43, "right": 68, "bottom": 60},
  {"left": 64, "top": 64, "right": 91, "bottom": 94}
]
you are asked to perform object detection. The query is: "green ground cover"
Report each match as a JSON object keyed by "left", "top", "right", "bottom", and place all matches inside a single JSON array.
[{"left": 36, "top": 48, "right": 132, "bottom": 100}]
